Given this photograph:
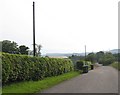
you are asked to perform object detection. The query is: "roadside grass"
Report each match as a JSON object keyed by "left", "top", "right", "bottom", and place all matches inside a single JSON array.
[
  {"left": 2, "top": 71, "right": 80, "bottom": 95},
  {"left": 110, "top": 62, "right": 120, "bottom": 71}
]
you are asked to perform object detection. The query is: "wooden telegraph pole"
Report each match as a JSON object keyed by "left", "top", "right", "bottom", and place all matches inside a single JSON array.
[
  {"left": 85, "top": 45, "right": 86, "bottom": 62},
  {"left": 33, "top": 1, "right": 36, "bottom": 56}
]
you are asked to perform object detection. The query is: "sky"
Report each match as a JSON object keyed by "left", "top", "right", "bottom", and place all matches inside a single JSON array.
[{"left": 0, "top": 0, "right": 118, "bottom": 55}]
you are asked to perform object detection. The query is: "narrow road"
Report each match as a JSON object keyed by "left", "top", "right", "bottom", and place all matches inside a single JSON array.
[{"left": 40, "top": 66, "right": 118, "bottom": 93}]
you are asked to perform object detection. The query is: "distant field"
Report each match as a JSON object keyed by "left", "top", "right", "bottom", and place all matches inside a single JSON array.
[{"left": 110, "top": 62, "right": 120, "bottom": 71}]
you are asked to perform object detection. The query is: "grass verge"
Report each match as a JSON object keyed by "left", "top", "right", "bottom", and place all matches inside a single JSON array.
[
  {"left": 110, "top": 62, "right": 120, "bottom": 71},
  {"left": 2, "top": 71, "right": 80, "bottom": 95}
]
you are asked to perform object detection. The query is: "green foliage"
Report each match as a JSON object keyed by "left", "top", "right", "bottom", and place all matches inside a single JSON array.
[
  {"left": 69, "top": 51, "right": 117, "bottom": 66},
  {"left": 99, "top": 52, "right": 115, "bottom": 66},
  {"left": 2, "top": 52, "right": 74, "bottom": 85},
  {"left": 76, "top": 60, "right": 92, "bottom": 70},
  {"left": 69, "top": 55, "right": 85, "bottom": 65},
  {"left": 86, "top": 52, "right": 96, "bottom": 63},
  {"left": 19, "top": 45, "right": 29, "bottom": 55},
  {"left": 76, "top": 60, "right": 84, "bottom": 70},
  {"left": 1, "top": 40, "right": 30, "bottom": 55},
  {"left": 96, "top": 51, "right": 104, "bottom": 63},
  {"left": 110, "top": 62, "right": 120, "bottom": 71},
  {"left": 1, "top": 40, "right": 19, "bottom": 54},
  {"left": 2, "top": 71, "right": 79, "bottom": 94},
  {"left": 113, "top": 53, "right": 120, "bottom": 62}
]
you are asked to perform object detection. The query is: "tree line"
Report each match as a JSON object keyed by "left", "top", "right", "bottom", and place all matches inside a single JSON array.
[
  {"left": 69, "top": 51, "right": 119, "bottom": 66},
  {"left": 0, "top": 40, "right": 42, "bottom": 56}
]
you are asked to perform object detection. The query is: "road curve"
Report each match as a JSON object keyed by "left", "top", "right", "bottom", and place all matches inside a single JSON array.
[{"left": 38, "top": 66, "right": 118, "bottom": 93}]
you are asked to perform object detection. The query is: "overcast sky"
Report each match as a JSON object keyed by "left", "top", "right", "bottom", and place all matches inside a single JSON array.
[{"left": 0, "top": 0, "right": 118, "bottom": 55}]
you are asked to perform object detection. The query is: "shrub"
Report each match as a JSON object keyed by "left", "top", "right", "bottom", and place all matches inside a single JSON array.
[
  {"left": 76, "top": 60, "right": 92, "bottom": 70},
  {"left": 98, "top": 52, "right": 115, "bottom": 66},
  {"left": 1, "top": 52, "right": 74, "bottom": 85},
  {"left": 76, "top": 60, "right": 84, "bottom": 70}
]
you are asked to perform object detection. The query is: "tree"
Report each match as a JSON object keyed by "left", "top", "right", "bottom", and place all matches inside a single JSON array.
[
  {"left": 19, "top": 45, "right": 29, "bottom": 55},
  {"left": 1, "top": 40, "right": 19, "bottom": 54},
  {"left": 113, "top": 53, "right": 120, "bottom": 62},
  {"left": 35, "top": 44, "right": 42, "bottom": 57},
  {"left": 86, "top": 52, "right": 96, "bottom": 63},
  {"left": 99, "top": 52, "right": 115, "bottom": 65},
  {"left": 69, "top": 55, "right": 85, "bottom": 65},
  {"left": 96, "top": 51, "right": 104, "bottom": 63}
]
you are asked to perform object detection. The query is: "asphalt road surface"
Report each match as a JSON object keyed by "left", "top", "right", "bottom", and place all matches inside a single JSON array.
[{"left": 40, "top": 66, "right": 118, "bottom": 93}]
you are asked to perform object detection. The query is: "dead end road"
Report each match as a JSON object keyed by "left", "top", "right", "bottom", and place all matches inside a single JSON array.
[{"left": 38, "top": 66, "right": 118, "bottom": 93}]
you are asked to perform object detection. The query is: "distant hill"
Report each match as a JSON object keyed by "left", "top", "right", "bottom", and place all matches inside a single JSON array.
[
  {"left": 44, "top": 52, "right": 89, "bottom": 57},
  {"left": 42, "top": 49, "right": 120, "bottom": 57},
  {"left": 109, "top": 49, "right": 120, "bottom": 54}
]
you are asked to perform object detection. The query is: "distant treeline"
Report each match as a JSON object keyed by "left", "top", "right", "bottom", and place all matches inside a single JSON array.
[
  {"left": 0, "top": 40, "right": 42, "bottom": 56},
  {"left": 69, "top": 51, "right": 120, "bottom": 66}
]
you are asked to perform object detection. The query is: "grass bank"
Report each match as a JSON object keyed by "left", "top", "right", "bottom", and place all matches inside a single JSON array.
[
  {"left": 110, "top": 62, "right": 120, "bottom": 71},
  {"left": 2, "top": 71, "right": 80, "bottom": 94}
]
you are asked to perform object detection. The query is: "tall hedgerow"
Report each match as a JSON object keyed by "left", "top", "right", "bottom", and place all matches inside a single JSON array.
[{"left": 1, "top": 53, "right": 74, "bottom": 85}]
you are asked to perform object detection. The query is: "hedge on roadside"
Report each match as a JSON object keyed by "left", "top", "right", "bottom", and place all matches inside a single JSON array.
[
  {"left": 1, "top": 53, "right": 74, "bottom": 85},
  {"left": 76, "top": 60, "right": 92, "bottom": 70}
]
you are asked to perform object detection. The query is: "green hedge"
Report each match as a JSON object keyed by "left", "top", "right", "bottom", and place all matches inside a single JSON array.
[
  {"left": 76, "top": 60, "right": 84, "bottom": 70},
  {"left": 1, "top": 53, "right": 74, "bottom": 85},
  {"left": 76, "top": 60, "right": 92, "bottom": 70}
]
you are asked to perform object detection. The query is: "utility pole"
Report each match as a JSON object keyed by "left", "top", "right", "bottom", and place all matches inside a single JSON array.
[
  {"left": 33, "top": 1, "right": 36, "bottom": 56},
  {"left": 85, "top": 45, "right": 86, "bottom": 62}
]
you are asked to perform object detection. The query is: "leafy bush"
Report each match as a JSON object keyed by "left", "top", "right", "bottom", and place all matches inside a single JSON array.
[
  {"left": 1, "top": 53, "right": 74, "bottom": 85},
  {"left": 76, "top": 60, "right": 92, "bottom": 70},
  {"left": 99, "top": 56, "right": 115, "bottom": 66},
  {"left": 76, "top": 60, "right": 84, "bottom": 70},
  {"left": 98, "top": 52, "right": 115, "bottom": 66}
]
